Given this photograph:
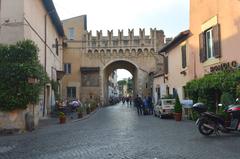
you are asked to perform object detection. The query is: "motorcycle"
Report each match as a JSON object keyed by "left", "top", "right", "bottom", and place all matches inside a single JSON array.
[{"left": 193, "top": 99, "right": 240, "bottom": 136}]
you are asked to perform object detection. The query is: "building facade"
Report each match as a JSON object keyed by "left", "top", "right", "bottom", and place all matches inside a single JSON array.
[
  {"left": 189, "top": 0, "right": 240, "bottom": 78},
  {"left": 154, "top": 0, "right": 240, "bottom": 104},
  {"left": 0, "top": 0, "right": 64, "bottom": 130},
  {"left": 108, "top": 70, "right": 119, "bottom": 99},
  {"left": 154, "top": 30, "right": 191, "bottom": 103},
  {"left": 62, "top": 15, "right": 165, "bottom": 104}
]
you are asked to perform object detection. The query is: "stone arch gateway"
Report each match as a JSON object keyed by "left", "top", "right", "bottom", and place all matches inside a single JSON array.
[
  {"left": 102, "top": 60, "right": 138, "bottom": 104},
  {"left": 62, "top": 15, "right": 165, "bottom": 105}
]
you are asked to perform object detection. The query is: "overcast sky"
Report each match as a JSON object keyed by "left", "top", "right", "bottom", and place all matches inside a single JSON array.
[{"left": 52, "top": 0, "right": 189, "bottom": 80}]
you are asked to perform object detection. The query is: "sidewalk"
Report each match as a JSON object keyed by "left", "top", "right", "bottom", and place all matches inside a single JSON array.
[{"left": 38, "top": 107, "right": 100, "bottom": 129}]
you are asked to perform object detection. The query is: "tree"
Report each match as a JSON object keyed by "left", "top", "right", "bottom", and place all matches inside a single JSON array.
[
  {"left": 186, "top": 69, "right": 240, "bottom": 112},
  {"left": 0, "top": 40, "right": 49, "bottom": 111}
]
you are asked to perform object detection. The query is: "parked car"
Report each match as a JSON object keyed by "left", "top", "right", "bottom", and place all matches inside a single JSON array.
[{"left": 154, "top": 98, "right": 175, "bottom": 118}]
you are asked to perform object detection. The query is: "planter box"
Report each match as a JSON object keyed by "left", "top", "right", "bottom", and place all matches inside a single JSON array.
[
  {"left": 0, "top": 109, "right": 27, "bottom": 130},
  {"left": 174, "top": 113, "right": 182, "bottom": 121},
  {"left": 78, "top": 113, "right": 83, "bottom": 118},
  {"left": 59, "top": 117, "right": 66, "bottom": 124}
]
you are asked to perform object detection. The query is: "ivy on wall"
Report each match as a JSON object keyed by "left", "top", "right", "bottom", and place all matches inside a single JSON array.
[
  {"left": 186, "top": 69, "right": 240, "bottom": 111},
  {"left": 0, "top": 40, "right": 49, "bottom": 111}
]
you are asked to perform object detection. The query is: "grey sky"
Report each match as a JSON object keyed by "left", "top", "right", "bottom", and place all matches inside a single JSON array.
[
  {"left": 53, "top": 0, "right": 189, "bottom": 38},
  {"left": 52, "top": 0, "right": 189, "bottom": 80}
]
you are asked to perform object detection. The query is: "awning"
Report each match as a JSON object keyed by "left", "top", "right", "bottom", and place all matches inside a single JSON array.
[{"left": 80, "top": 67, "right": 100, "bottom": 73}]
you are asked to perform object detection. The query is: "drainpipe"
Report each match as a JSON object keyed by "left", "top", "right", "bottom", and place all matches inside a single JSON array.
[
  {"left": 43, "top": 10, "right": 55, "bottom": 117},
  {"left": 43, "top": 13, "right": 47, "bottom": 117}
]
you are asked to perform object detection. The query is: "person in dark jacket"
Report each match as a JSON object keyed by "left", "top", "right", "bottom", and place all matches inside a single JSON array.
[{"left": 148, "top": 95, "right": 153, "bottom": 115}]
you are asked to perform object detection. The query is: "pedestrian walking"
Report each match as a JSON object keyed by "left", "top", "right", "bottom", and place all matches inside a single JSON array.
[
  {"left": 148, "top": 95, "right": 153, "bottom": 115},
  {"left": 134, "top": 95, "right": 143, "bottom": 115},
  {"left": 143, "top": 96, "right": 149, "bottom": 115}
]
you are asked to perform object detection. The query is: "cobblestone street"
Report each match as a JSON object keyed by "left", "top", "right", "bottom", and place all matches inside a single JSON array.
[{"left": 1, "top": 103, "right": 240, "bottom": 159}]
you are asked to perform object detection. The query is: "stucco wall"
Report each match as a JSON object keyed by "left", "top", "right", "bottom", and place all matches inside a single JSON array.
[
  {"left": 0, "top": 0, "right": 64, "bottom": 129},
  {"left": 62, "top": 16, "right": 162, "bottom": 103},
  {"left": 167, "top": 41, "right": 191, "bottom": 100},
  {"left": 0, "top": 0, "right": 24, "bottom": 43},
  {"left": 189, "top": 0, "right": 240, "bottom": 77}
]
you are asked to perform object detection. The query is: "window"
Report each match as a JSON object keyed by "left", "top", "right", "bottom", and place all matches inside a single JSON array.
[
  {"left": 64, "top": 63, "right": 71, "bottom": 74},
  {"left": 164, "top": 56, "right": 168, "bottom": 74},
  {"left": 181, "top": 45, "right": 187, "bottom": 68},
  {"left": 157, "top": 87, "right": 161, "bottom": 101},
  {"left": 166, "top": 86, "right": 169, "bottom": 95},
  {"left": 199, "top": 24, "right": 221, "bottom": 63},
  {"left": 68, "top": 27, "right": 75, "bottom": 40},
  {"left": 67, "top": 87, "right": 76, "bottom": 99},
  {"left": 173, "top": 88, "right": 177, "bottom": 98},
  {"left": 205, "top": 29, "right": 214, "bottom": 58},
  {"left": 55, "top": 38, "right": 59, "bottom": 56}
]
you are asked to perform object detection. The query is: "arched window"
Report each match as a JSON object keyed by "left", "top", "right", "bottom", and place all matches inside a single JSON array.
[
  {"left": 138, "top": 49, "right": 142, "bottom": 53},
  {"left": 144, "top": 48, "right": 148, "bottom": 53},
  {"left": 131, "top": 49, "right": 136, "bottom": 53},
  {"left": 119, "top": 49, "right": 123, "bottom": 53},
  {"left": 100, "top": 49, "right": 105, "bottom": 53}
]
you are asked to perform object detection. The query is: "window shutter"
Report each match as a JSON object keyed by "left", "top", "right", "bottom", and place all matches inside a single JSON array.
[
  {"left": 181, "top": 45, "right": 187, "bottom": 68},
  {"left": 64, "top": 64, "right": 67, "bottom": 74},
  {"left": 68, "top": 64, "right": 71, "bottom": 74},
  {"left": 212, "top": 24, "right": 221, "bottom": 58},
  {"left": 164, "top": 56, "right": 168, "bottom": 74},
  {"left": 55, "top": 39, "right": 59, "bottom": 56},
  {"left": 199, "top": 32, "right": 206, "bottom": 63}
]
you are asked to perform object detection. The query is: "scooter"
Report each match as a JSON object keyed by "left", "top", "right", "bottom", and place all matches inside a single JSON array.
[{"left": 193, "top": 99, "right": 240, "bottom": 136}]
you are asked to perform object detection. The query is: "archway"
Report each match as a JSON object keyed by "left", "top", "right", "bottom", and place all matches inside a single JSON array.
[{"left": 102, "top": 60, "right": 138, "bottom": 105}]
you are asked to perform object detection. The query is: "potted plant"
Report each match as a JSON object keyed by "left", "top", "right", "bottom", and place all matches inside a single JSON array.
[
  {"left": 58, "top": 112, "right": 66, "bottom": 124},
  {"left": 174, "top": 95, "right": 182, "bottom": 121},
  {"left": 77, "top": 107, "right": 84, "bottom": 118},
  {"left": 86, "top": 104, "right": 91, "bottom": 114}
]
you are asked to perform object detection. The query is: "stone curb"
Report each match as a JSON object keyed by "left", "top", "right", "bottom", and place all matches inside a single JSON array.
[{"left": 71, "top": 107, "right": 101, "bottom": 123}]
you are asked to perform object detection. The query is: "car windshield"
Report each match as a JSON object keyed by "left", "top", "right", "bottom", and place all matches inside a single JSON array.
[{"left": 162, "top": 100, "right": 175, "bottom": 105}]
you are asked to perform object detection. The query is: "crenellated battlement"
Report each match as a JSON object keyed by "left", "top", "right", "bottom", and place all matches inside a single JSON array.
[{"left": 86, "top": 28, "right": 165, "bottom": 49}]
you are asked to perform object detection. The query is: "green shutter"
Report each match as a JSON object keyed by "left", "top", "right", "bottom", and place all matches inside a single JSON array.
[
  {"left": 181, "top": 45, "right": 187, "bottom": 68},
  {"left": 213, "top": 24, "right": 221, "bottom": 58},
  {"left": 199, "top": 32, "right": 207, "bottom": 63},
  {"left": 164, "top": 56, "right": 168, "bottom": 74}
]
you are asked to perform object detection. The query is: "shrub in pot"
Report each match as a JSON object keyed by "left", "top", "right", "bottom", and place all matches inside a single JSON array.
[
  {"left": 77, "top": 107, "right": 84, "bottom": 118},
  {"left": 58, "top": 112, "right": 66, "bottom": 124}
]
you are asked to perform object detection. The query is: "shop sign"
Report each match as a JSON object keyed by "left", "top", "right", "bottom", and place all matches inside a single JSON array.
[{"left": 210, "top": 61, "right": 238, "bottom": 73}]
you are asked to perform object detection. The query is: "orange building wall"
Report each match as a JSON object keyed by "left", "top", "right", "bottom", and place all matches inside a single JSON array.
[{"left": 189, "top": 0, "right": 240, "bottom": 77}]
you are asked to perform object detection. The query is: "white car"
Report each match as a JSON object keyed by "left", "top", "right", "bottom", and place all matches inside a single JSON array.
[{"left": 154, "top": 99, "right": 175, "bottom": 118}]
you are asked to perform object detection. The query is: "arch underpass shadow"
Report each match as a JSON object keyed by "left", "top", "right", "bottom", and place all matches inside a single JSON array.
[{"left": 103, "top": 60, "right": 138, "bottom": 105}]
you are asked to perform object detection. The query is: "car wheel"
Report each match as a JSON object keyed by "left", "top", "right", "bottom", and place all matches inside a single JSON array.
[
  {"left": 153, "top": 110, "right": 157, "bottom": 117},
  {"left": 159, "top": 112, "right": 164, "bottom": 119}
]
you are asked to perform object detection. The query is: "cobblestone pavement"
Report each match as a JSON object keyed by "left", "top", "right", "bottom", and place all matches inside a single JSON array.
[{"left": 1, "top": 103, "right": 240, "bottom": 159}]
